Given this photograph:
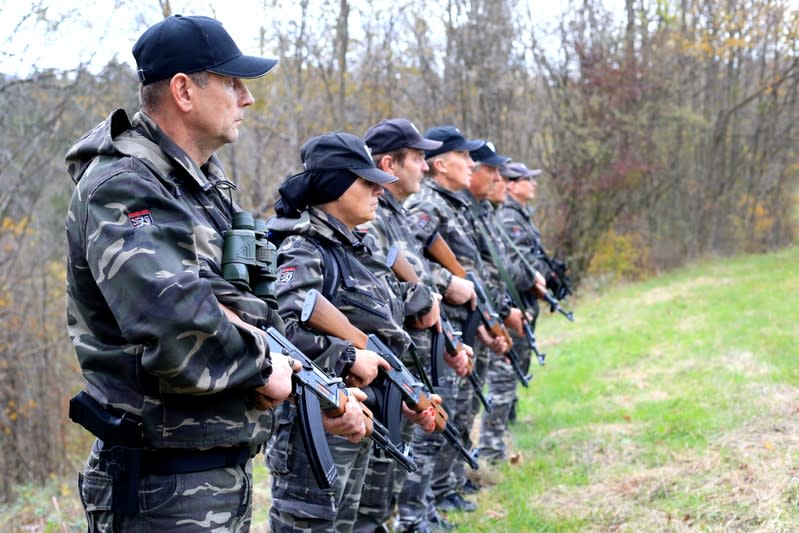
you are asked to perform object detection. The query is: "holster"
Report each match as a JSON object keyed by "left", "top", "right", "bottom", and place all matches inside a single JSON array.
[{"left": 69, "top": 391, "right": 144, "bottom": 515}]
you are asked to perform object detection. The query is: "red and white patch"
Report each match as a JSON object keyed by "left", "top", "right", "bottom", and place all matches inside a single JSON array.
[
  {"left": 278, "top": 267, "right": 296, "bottom": 283},
  {"left": 416, "top": 212, "right": 433, "bottom": 230},
  {"left": 128, "top": 209, "right": 154, "bottom": 228}
]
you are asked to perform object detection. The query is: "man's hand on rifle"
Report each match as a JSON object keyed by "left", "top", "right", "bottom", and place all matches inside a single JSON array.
[
  {"left": 444, "top": 275, "right": 477, "bottom": 309},
  {"left": 219, "top": 303, "right": 300, "bottom": 410},
  {"left": 533, "top": 271, "right": 548, "bottom": 300},
  {"left": 401, "top": 394, "right": 443, "bottom": 434},
  {"left": 504, "top": 307, "right": 525, "bottom": 337},
  {"left": 477, "top": 324, "right": 510, "bottom": 354},
  {"left": 412, "top": 293, "right": 442, "bottom": 332},
  {"left": 445, "top": 343, "right": 473, "bottom": 377},
  {"left": 322, "top": 387, "right": 368, "bottom": 443},
  {"left": 347, "top": 348, "right": 391, "bottom": 387},
  {"left": 252, "top": 352, "right": 301, "bottom": 409}
]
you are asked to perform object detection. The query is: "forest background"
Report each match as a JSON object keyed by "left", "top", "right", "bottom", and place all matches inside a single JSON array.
[{"left": 0, "top": 0, "right": 797, "bottom": 504}]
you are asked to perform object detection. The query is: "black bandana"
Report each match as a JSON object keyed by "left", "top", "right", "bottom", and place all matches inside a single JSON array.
[{"left": 274, "top": 169, "right": 358, "bottom": 217}]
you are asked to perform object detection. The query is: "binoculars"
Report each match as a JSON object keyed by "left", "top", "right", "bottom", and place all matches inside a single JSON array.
[{"left": 221, "top": 211, "right": 278, "bottom": 309}]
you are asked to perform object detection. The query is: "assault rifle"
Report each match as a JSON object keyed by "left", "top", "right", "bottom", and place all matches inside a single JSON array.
[
  {"left": 541, "top": 291, "right": 574, "bottom": 322},
  {"left": 386, "top": 245, "right": 491, "bottom": 412},
  {"left": 493, "top": 222, "right": 575, "bottom": 323},
  {"left": 467, "top": 271, "right": 533, "bottom": 387},
  {"left": 423, "top": 234, "right": 532, "bottom": 386},
  {"left": 300, "top": 289, "right": 479, "bottom": 470},
  {"left": 265, "top": 327, "right": 416, "bottom": 489},
  {"left": 423, "top": 234, "right": 484, "bottom": 347},
  {"left": 539, "top": 252, "right": 573, "bottom": 302}
]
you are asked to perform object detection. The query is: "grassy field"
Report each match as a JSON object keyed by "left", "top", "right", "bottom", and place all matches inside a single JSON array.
[
  {"left": 447, "top": 244, "right": 799, "bottom": 533},
  {"left": 4, "top": 246, "right": 798, "bottom": 532}
]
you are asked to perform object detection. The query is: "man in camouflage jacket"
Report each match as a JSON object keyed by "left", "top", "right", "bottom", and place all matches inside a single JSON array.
[
  {"left": 360, "top": 119, "right": 473, "bottom": 533},
  {"left": 477, "top": 161, "right": 547, "bottom": 463},
  {"left": 65, "top": 15, "right": 294, "bottom": 531},
  {"left": 404, "top": 126, "right": 510, "bottom": 515}
]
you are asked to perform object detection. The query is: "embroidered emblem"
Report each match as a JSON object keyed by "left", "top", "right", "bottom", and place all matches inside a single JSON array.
[
  {"left": 416, "top": 212, "right": 432, "bottom": 229},
  {"left": 128, "top": 209, "right": 153, "bottom": 228},
  {"left": 278, "top": 267, "right": 296, "bottom": 283}
]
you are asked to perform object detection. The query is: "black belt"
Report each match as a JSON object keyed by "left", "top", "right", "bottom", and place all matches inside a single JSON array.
[
  {"left": 141, "top": 445, "right": 254, "bottom": 475},
  {"left": 98, "top": 441, "right": 255, "bottom": 476}
]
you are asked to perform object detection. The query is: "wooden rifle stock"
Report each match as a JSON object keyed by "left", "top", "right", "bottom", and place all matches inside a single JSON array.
[
  {"left": 301, "top": 290, "right": 369, "bottom": 349},
  {"left": 389, "top": 245, "right": 474, "bottom": 375},
  {"left": 301, "top": 289, "right": 450, "bottom": 433},
  {"left": 424, "top": 233, "right": 467, "bottom": 278}
]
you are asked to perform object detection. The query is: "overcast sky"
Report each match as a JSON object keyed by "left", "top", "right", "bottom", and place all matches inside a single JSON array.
[
  {"left": 1, "top": 0, "right": 588, "bottom": 78},
  {"left": 0, "top": 1, "right": 301, "bottom": 77},
  {"left": 5, "top": 0, "right": 798, "bottom": 79}
]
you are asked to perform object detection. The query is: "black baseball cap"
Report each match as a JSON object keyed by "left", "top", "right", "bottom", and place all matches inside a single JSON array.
[
  {"left": 470, "top": 141, "right": 511, "bottom": 167},
  {"left": 364, "top": 118, "right": 443, "bottom": 154},
  {"left": 132, "top": 15, "right": 278, "bottom": 85},
  {"left": 502, "top": 162, "right": 542, "bottom": 180},
  {"left": 300, "top": 132, "right": 398, "bottom": 184},
  {"left": 423, "top": 126, "right": 484, "bottom": 159}
]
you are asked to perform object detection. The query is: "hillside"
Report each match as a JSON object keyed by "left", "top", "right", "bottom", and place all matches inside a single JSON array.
[{"left": 3, "top": 246, "right": 797, "bottom": 532}]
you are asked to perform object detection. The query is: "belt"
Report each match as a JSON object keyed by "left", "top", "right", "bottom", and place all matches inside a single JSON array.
[
  {"left": 98, "top": 441, "right": 256, "bottom": 476},
  {"left": 141, "top": 445, "right": 254, "bottom": 475}
]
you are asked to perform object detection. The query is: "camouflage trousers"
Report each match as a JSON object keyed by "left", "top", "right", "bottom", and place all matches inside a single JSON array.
[
  {"left": 395, "top": 372, "right": 459, "bottom": 530},
  {"left": 431, "top": 340, "right": 489, "bottom": 501},
  {"left": 267, "top": 403, "right": 373, "bottom": 533},
  {"left": 447, "top": 340, "right": 494, "bottom": 495},
  {"left": 353, "top": 414, "right": 416, "bottom": 532},
  {"left": 478, "top": 332, "right": 527, "bottom": 462},
  {"left": 79, "top": 440, "right": 254, "bottom": 532}
]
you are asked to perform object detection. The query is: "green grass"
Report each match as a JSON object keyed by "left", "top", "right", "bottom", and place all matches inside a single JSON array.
[
  {"left": 447, "top": 245, "right": 799, "bottom": 532},
  {"left": 3, "top": 245, "right": 798, "bottom": 532}
]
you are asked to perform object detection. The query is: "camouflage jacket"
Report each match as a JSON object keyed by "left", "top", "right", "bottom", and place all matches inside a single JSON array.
[
  {"left": 65, "top": 108, "right": 278, "bottom": 450},
  {"left": 267, "top": 207, "right": 411, "bottom": 375},
  {"left": 482, "top": 200, "right": 536, "bottom": 293},
  {"left": 458, "top": 192, "right": 512, "bottom": 318},
  {"left": 359, "top": 189, "right": 439, "bottom": 321},
  {"left": 498, "top": 196, "right": 552, "bottom": 280},
  {"left": 404, "top": 179, "right": 485, "bottom": 323}
]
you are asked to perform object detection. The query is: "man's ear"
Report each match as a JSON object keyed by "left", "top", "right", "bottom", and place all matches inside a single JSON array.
[
  {"left": 169, "top": 73, "right": 194, "bottom": 113},
  {"left": 431, "top": 155, "right": 447, "bottom": 175},
  {"left": 378, "top": 154, "right": 395, "bottom": 173}
]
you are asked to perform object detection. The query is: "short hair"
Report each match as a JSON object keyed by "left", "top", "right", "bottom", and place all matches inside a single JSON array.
[
  {"left": 139, "top": 71, "right": 209, "bottom": 113},
  {"left": 372, "top": 147, "right": 410, "bottom": 171}
]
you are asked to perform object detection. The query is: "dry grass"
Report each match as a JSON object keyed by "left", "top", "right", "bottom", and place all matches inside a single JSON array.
[{"left": 530, "top": 384, "right": 799, "bottom": 532}]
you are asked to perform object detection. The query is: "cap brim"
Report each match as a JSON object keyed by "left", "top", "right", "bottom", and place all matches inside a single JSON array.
[
  {"left": 207, "top": 55, "right": 279, "bottom": 79},
  {"left": 454, "top": 139, "right": 485, "bottom": 152},
  {"left": 501, "top": 168, "right": 523, "bottom": 179},
  {"left": 525, "top": 169, "right": 543, "bottom": 178},
  {"left": 477, "top": 154, "right": 512, "bottom": 167},
  {"left": 351, "top": 166, "right": 398, "bottom": 184},
  {"left": 407, "top": 138, "right": 443, "bottom": 151}
]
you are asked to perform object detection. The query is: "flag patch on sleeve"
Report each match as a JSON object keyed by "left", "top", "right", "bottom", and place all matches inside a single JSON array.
[
  {"left": 278, "top": 267, "right": 296, "bottom": 283},
  {"left": 128, "top": 209, "right": 154, "bottom": 228}
]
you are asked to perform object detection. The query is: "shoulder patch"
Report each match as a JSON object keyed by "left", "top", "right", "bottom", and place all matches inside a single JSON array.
[
  {"left": 416, "top": 212, "right": 432, "bottom": 229},
  {"left": 128, "top": 209, "right": 153, "bottom": 228},
  {"left": 277, "top": 266, "right": 296, "bottom": 283}
]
